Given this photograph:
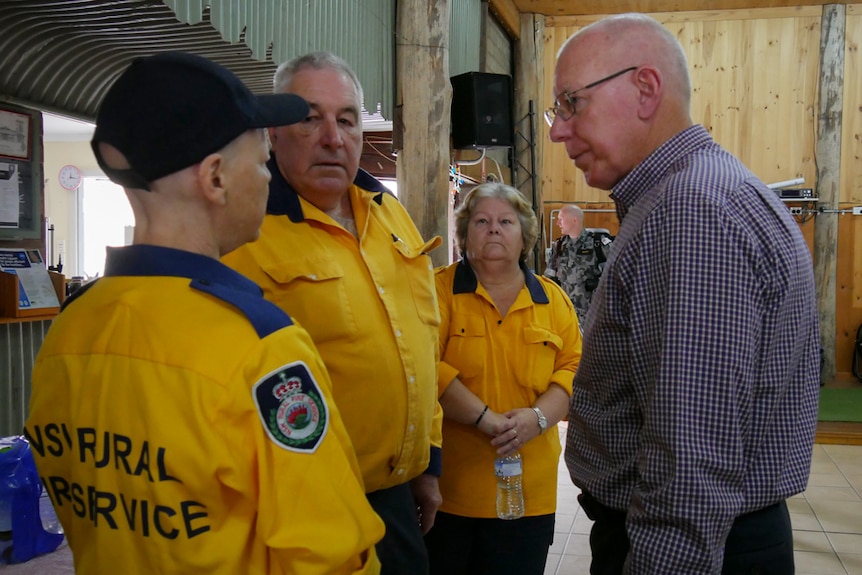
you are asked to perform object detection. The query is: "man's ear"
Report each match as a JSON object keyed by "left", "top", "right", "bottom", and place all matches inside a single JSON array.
[
  {"left": 197, "top": 153, "right": 228, "bottom": 206},
  {"left": 634, "top": 66, "right": 662, "bottom": 120}
]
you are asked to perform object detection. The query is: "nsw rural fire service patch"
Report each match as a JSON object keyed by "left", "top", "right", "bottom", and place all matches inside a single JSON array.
[{"left": 253, "top": 362, "right": 329, "bottom": 452}]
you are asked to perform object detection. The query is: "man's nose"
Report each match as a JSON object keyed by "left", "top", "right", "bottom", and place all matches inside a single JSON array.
[
  {"left": 319, "top": 117, "right": 343, "bottom": 147},
  {"left": 548, "top": 115, "right": 570, "bottom": 143}
]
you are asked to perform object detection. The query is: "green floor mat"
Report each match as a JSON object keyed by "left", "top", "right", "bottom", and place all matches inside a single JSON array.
[{"left": 818, "top": 387, "right": 862, "bottom": 423}]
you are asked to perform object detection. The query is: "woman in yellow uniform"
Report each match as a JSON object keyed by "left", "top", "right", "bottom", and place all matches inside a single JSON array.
[{"left": 424, "top": 182, "right": 581, "bottom": 574}]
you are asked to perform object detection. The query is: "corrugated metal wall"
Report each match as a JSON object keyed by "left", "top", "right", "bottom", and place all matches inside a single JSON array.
[
  {"left": 450, "top": 0, "right": 482, "bottom": 77},
  {"left": 0, "top": 320, "right": 51, "bottom": 437},
  {"left": 164, "top": 0, "right": 395, "bottom": 117}
]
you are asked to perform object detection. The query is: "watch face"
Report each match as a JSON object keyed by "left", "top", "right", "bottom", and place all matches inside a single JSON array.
[
  {"left": 533, "top": 407, "right": 548, "bottom": 432},
  {"left": 59, "top": 165, "right": 81, "bottom": 190}
]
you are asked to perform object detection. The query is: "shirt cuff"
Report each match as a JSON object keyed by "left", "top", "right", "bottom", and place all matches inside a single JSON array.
[
  {"left": 423, "top": 446, "right": 442, "bottom": 477},
  {"left": 437, "top": 362, "right": 460, "bottom": 396}
]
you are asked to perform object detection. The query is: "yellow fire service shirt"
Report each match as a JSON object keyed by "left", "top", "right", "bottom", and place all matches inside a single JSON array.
[
  {"left": 25, "top": 245, "right": 383, "bottom": 575},
  {"left": 223, "top": 164, "right": 443, "bottom": 492},
  {"left": 435, "top": 260, "right": 582, "bottom": 518}
]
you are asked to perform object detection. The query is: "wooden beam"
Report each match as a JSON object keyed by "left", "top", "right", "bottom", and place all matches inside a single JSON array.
[
  {"left": 395, "top": 0, "right": 452, "bottom": 267},
  {"left": 488, "top": 0, "right": 521, "bottom": 40},
  {"left": 513, "top": 0, "right": 861, "bottom": 16},
  {"left": 814, "top": 4, "right": 844, "bottom": 383},
  {"left": 549, "top": 5, "right": 822, "bottom": 26}
]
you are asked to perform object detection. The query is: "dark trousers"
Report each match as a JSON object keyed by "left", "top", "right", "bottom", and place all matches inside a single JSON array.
[
  {"left": 578, "top": 491, "right": 795, "bottom": 575},
  {"left": 424, "top": 511, "right": 555, "bottom": 575},
  {"left": 367, "top": 483, "right": 429, "bottom": 575}
]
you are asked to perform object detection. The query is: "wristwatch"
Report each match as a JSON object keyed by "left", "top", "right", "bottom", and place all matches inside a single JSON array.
[{"left": 531, "top": 406, "right": 548, "bottom": 434}]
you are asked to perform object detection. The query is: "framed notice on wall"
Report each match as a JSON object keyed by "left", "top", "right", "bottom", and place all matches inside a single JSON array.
[
  {"left": 0, "top": 103, "right": 43, "bottom": 240},
  {"left": 0, "top": 108, "right": 31, "bottom": 161}
]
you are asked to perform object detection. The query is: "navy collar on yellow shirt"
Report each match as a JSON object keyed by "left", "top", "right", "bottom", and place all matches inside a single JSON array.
[
  {"left": 104, "top": 244, "right": 258, "bottom": 292},
  {"left": 265, "top": 154, "right": 393, "bottom": 222},
  {"left": 452, "top": 257, "right": 550, "bottom": 304},
  {"left": 88, "top": 244, "right": 293, "bottom": 338}
]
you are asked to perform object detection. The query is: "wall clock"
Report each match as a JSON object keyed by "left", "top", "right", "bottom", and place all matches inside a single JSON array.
[{"left": 58, "top": 164, "right": 82, "bottom": 190}]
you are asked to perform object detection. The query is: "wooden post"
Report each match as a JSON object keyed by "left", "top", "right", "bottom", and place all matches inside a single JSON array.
[
  {"left": 395, "top": 0, "right": 452, "bottom": 268},
  {"left": 814, "top": 4, "right": 844, "bottom": 383},
  {"left": 514, "top": 13, "right": 544, "bottom": 269}
]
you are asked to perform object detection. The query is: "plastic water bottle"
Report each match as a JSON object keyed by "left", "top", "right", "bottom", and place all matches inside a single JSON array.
[
  {"left": 39, "top": 491, "right": 63, "bottom": 535},
  {"left": 495, "top": 452, "right": 524, "bottom": 520}
]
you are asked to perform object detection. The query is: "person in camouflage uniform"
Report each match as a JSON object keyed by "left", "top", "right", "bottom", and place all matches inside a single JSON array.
[{"left": 543, "top": 205, "right": 610, "bottom": 326}]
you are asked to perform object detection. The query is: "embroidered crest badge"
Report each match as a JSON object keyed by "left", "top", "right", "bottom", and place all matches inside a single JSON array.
[{"left": 253, "top": 362, "right": 329, "bottom": 452}]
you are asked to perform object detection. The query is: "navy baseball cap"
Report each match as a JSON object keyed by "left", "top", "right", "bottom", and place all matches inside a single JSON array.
[{"left": 92, "top": 51, "right": 309, "bottom": 190}]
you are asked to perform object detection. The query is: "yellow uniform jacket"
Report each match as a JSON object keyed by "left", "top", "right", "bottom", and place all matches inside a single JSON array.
[
  {"left": 25, "top": 245, "right": 383, "bottom": 574},
  {"left": 223, "top": 162, "right": 443, "bottom": 492}
]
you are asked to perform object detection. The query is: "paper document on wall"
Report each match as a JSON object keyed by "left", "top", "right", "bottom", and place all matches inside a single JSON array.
[
  {"left": 0, "top": 161, "right": 20, "bottom": 228},
  {"left": 0, "top": 248, "right": 60, "bottom": 309}
]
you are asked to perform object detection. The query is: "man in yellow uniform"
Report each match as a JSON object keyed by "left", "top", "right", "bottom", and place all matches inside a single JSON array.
[
  {"left": 222, "top": 52, "right": 442, "bottom": 575},
  {"left": 24, "top": 51, "right": 383, "bottom": 575}
]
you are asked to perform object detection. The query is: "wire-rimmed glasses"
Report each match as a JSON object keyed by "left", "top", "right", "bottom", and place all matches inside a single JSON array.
[{"left": 544, "top": 66, "right": 638, "bottom": 127}]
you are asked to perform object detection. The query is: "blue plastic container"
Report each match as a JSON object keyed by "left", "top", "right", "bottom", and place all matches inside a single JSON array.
[{"left": 0, "top": 435, "right": 64, "bottom": 564}]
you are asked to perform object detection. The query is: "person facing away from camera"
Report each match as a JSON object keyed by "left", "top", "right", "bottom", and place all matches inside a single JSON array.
[
  {"left": 546, "top": 12, "right": 820, "bottom": 575},
  {"left": 222, "top": 51, "right": 443, "bottom": 575}
]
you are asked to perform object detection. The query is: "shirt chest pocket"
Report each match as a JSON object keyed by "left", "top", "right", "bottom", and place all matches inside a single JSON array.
[
  {"left": 519, "top": 326, "right": 563, "bottom": 391},
  {"left": 392, "top": 237, "right": 441, "bottom": 327},
  {"left": 443, "top": 313, "right": 486, "bottom": 382},
  {"left": 261, "top": 260, "right": 358, "bottom": 344}
]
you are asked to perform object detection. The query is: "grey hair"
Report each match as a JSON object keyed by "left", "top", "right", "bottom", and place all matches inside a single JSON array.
[
  {"left": 454, "top": 182, "right": 538, "bottom": 263},
  {"left": 273, "top": 51, "right": 364, "bottom": 109}
]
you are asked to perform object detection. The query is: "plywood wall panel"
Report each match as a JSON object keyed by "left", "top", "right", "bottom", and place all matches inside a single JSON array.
[
  {"left": 836, "top": 213, "right": 862, "bottom": 373},
  {"left": 543, "top": 11, "right": 821, "bottom": 202},
  {"left": 841, "top": 13, "right": 862, "bottom": 203}
]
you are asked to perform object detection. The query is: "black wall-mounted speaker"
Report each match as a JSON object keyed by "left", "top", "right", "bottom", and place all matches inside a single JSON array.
[{"left": 450, "top": 72, "right": 513, "bottom": 150}]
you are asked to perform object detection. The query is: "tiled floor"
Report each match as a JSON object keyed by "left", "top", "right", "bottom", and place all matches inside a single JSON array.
[{"left": 547, "top": 426, "right": 862, "bottom": 575}]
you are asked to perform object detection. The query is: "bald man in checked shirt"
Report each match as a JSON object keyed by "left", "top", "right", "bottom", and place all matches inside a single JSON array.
[{"left": 545, "top": 13, "right": 820, "bottom": 575}]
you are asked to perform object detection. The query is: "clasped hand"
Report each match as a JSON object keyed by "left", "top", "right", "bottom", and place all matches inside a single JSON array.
[{"left": 478, "top": 407, "right": 540, "bottom": 456}]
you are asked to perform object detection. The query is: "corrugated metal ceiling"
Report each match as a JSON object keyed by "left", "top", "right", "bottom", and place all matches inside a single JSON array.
[
  {"left": 0, "top": 0, "right": 280, "bottom": 122},
  {"left": 0, "top": 0, "right": 395, "bottom": 127}
]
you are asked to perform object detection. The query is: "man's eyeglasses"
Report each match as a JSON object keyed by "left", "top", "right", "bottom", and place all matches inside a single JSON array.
[{"left": 544, "top": 66, "right": 638, "bottom": 127}]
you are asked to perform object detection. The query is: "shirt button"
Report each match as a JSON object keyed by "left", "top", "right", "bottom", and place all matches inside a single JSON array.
[
  {"left": 409, "top": 376, "right": 415, "bottom": 384},
  {"left": 409, "top": 424, "right": 415, "bottom": 432},
  {"left": 310, "top": 274, "right": 317, "bottom": 280},
  {"left": 397, "top": 469, "right": 404, "bottom": 475},
  {"left": 378, "top": 286, "right": 385, "bottom": 294},
  {"left": 396, "top": 329, "right": 402, "bottom": 337}
]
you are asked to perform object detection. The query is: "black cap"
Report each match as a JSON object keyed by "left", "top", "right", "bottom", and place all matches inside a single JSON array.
[{"left": 91, "top": 51, "right": 309, "bottom": 190}]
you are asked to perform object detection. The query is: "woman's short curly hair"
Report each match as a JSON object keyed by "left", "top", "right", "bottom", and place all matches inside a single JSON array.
[{"left": 454, "top": 182, "right": 538, "bottom": 263}]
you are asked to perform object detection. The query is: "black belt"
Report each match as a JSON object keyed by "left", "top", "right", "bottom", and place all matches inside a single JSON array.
[
  {"left": 578, "top": 490, "right": 782, "bottom": 525},
  {"left": 577, "top": 490, "right": 626, "bottom": 523}
]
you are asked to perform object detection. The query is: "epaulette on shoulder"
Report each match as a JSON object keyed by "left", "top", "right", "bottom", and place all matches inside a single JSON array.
[
  {"left": 59, "top": 279, "right": 99, "bottom": 312},
  {"left": 191, "top": 279, "right": 293, "bottom": 339}
]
